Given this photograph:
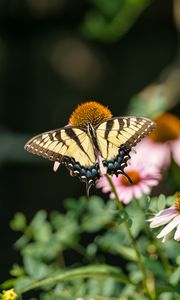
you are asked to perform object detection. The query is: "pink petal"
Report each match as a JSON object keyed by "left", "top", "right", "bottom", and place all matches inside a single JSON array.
[
  {"left": 110, "top": 191, "right": 115, "bottom": 199},
  {"left": 121, "top": 190, "right": 134, "bottom": 204},
  {"left": 132, "top": 185, "right": 143, "bottom": 199},
  {"left": 112, "top": 186, "right": 134, "bottom": 204},
  {"left": 140, "top": 165, "right": 161, "bottom": 177},
  {"left": 96, "top": 177, "right": 110, "bottom": 192},
  {"left": 149, "top": 215, "right": 175, "bottom": 228},
  {"left": 144, "top": 178, "right": 160, "bottom": 186},
  {"left": 97, "top": 154, "right": 107, "bottom": 176},
  {"left": 162, "top": 233, "right": 170, "bottom": 243},
  {"left": 148, "top": 208, "right": 178, "bottom": 228},
  {"left": 157, "top": 215, "right": 180, "bottom": 239},
  {"left": 174, "top": 223, "right": 180, "bottom": 241},
  {"left": 133, "top": 138, "right": 171, "bottom": 170},
  {"left": 111, "top": 187, "right": 128, "bottom": 201},
  {"left": 149, "top": 207, "right": 177, "bottom": 219},
  {"left": 171, "top": 137, "right": 180, "bottom": 167},
  {"left": 155, "top": 207, "right": 177, "bottom": 217},
  {"left": 53, "top": 161, "right": 60, "bottom": 172},
  {"left": 138, "top": 182, "right": 151, "bottom": 194}
]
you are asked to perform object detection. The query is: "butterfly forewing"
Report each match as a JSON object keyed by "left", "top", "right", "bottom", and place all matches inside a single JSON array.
[
  {"left": 95, "top": 116, "right": 155, "bottom": 176},
  {"left": 25, "top": 127, "right": 97, "bottom": 167},
  {"left": 25, "top": 126, "right": 101, "bottom": 185},
  {"left": 96, "top": 116, "right": 155, "bottom": 159}
]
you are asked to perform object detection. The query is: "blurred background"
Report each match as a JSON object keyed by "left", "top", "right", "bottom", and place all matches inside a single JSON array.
[{"left": 0, "top": 0, "right": 179, "bottom": 282}]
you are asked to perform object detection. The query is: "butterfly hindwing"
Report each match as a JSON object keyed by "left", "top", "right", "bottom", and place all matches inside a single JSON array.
[
  {"left": 96, "top": 116, "right": 155, "bottom": 176},
  {"left": 25, "top": 126, "right": 100, "bottom": 184}
]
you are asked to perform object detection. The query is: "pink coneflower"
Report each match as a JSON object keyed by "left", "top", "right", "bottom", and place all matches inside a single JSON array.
[
  {"left": 141, "top": 112, "right": 180, "bottom": 170},
  {"left": 96, "top": 154, "right": 160, "bottom": 204},
  {"left": 148, "top": 193, "right": 180, "bottom": 242}
]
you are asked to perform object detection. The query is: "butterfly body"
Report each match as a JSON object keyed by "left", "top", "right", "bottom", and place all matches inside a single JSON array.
[{"left": 25, "top": 105, "right": 155, "bottom": 190}]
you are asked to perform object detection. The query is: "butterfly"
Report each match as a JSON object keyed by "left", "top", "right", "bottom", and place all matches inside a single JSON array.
[{"left": 25, "top": 106, "right": 155, "bottom": 193}]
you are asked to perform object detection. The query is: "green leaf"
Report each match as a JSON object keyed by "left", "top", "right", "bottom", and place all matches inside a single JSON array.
[
  {"left": 159, "top": 292, "right": 180, "bottom": 300},
  {"left": 14, "top": 276, "right": 34, "bottom": 294},
  {"left": 115, "top": 245, "right": 137, "bottom": 261},
  {"left": 64, "top": 196, "right": 87, "bottom": 216},
  {"left": 86, "top": 243, "right": 97, "bottom": 259},
  {"left": 166, "top": 194, "right": 176, "bottom": 207},
  {"left": 116, "top": 210, "right": 131, "bottom": 225},
  {"left": 126, "top": 200, "right": 145, "bottom": 237},
  {"left": 81, "top": 196, "right": 115, "bottom": 232},
  {"left": 128, "top": 91, "right": 167, "bottom": 117},
  {"left": 169, "top": 266, "right": 180, "bottom": 286},
  {"left": 23, "top": 256, "right": 49, "bottom": 280},
  {"left": 144, "top": 196, "right": 151, "bottom": 213},
  {"left": 10, "top": 264, "right": 24, "bottom": 277},
  {"left": 176, "top": 255, "right": 180, "bottom": 266},
  {"left": 82, "top": 0, "right": 151, "bottom": 43},
  {"left": 30, "top": 210, "right": 52, "bottom": 242},
  {"left": 10, "top": 212, "right": 26, "bottom": 231},
  {"left": 144, "top": 257, "right": 166, "bottom": 279},
  {"left": 14, "top": 234, "right": 31, "bottom": 250},
  {"left": 97, "top": 231, "right": 137, "bottom": 261},
  {"left": 163, "top": 240, "right": 180, "bottom": 261},
  {"left": 158, "top": 194, "right": 166, "bottom": 211},
  {"left": 0, "top": 279, "right": 16, "bottom": 289}
]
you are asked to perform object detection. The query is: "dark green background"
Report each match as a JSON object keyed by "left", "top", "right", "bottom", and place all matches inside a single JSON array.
[{"left": 0, "top": 0, "right": 177, "bottom": 282}]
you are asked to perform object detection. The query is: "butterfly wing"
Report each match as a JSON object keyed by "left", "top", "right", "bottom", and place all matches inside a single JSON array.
[
  {"left": 95, "top": 116, "right": 155, "bottom": 176},
  {"left": 25, "top": 126, "right": 100, "bottom": 184}
]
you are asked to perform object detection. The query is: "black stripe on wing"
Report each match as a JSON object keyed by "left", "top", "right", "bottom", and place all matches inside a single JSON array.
[
  {"left": 95, "top": 116, "right": 155, "bottom": 179},
  {"left": 25, "top": 126, "right": 100, "bottom": 186}
]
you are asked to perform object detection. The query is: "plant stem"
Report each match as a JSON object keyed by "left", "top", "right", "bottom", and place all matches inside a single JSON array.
[
  {"left": 19, "top": 265, "right": 130, "bottom": 294},
  {"left": 105, "top": 174, "right": 154, "bottom": 300}
]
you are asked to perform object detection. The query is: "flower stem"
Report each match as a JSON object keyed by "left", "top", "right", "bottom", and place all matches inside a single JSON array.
[
  {"left": 19, "top": 265, "right": 129, "bottom": 294},
  {"left": 105, "top": 174, "right": 154, "bottom": 300}
]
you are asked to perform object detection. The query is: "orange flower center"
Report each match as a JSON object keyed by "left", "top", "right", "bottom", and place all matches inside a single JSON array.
[
  {"left": 149, "top": 112, "right": 180, "bottom": 143},
  {"left": 69, "top": 101, "right": 112, "bottom": 127},
  {"left": 175, "top": 192, "right": 180, "bottom": 212},
  {"left": 121, "top": 170, "right": 141, "bottom": 186}
]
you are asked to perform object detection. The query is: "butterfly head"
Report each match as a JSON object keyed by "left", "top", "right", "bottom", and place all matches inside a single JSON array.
[{"left": 69, "top": 101, "right": 112, "bottom": 128}]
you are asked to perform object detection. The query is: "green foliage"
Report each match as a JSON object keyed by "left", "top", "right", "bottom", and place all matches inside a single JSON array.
[
  {"left": 81, "top": 0, "right": 152, "bottom": 42},
  {"left": 1, "top": 195, "right": 180, "bottom": 300}
]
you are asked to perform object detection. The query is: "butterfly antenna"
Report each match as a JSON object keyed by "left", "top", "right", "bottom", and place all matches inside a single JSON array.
[{"left": 122, "top": 171, "right": 133, "bottom": 184}]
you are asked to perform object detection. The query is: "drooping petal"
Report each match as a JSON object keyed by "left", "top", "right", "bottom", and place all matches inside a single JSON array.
[
  {"left": 148, "top": 208, "right": 178, "bottom": 228},
  {"left": 53, "top": 161, "right": 60, "bottom": 172},
  {"left": 95, "top": 149, "right": 107, "bottom": 176},
  {"left": 174, "top": 223, "right": 180, "bottom": 241},
  {"left": 157, "top": 214, "right": 180, "bottom": 239}
]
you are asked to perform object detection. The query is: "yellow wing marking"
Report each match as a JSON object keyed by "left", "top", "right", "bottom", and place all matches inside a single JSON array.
[
  {"left": 65, "top": 132, "right": 96, "bottom": 167},
  {"left": 96, "top": 116, "right": 155, "bottom": 161},
  {"left": 25, "top": 127, "right": 97, "bottom": 168}
]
